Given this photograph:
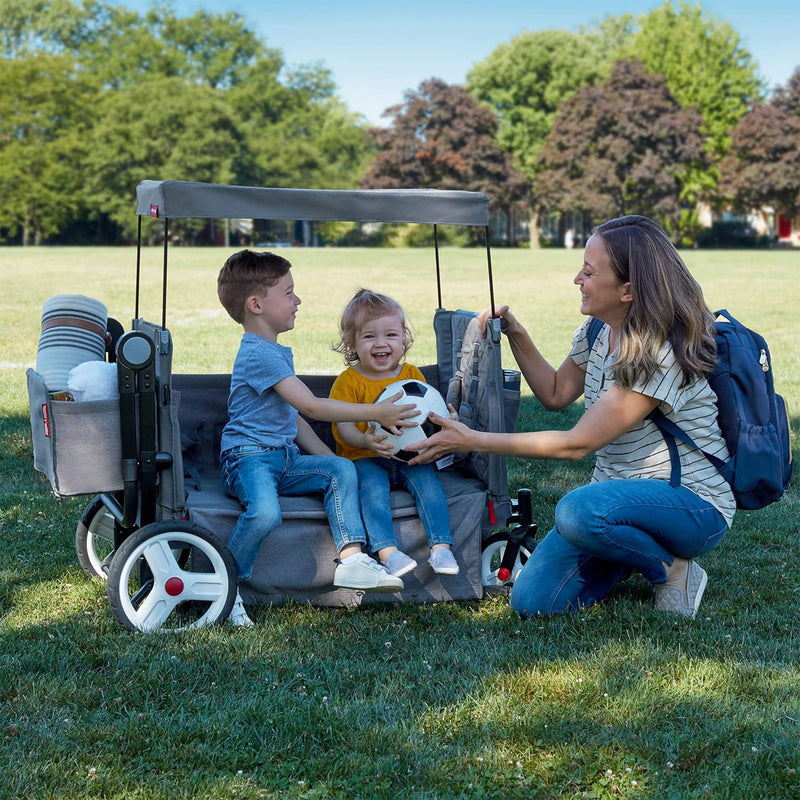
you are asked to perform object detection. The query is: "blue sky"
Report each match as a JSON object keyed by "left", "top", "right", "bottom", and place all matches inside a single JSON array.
[{"left": 156, "top": 0, "right": 797, "bottom": 125}]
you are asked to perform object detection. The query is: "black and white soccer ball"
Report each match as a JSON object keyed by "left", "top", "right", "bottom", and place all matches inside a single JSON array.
[{"left": 373, "top": 379, "right": 449, "bottom": 461}]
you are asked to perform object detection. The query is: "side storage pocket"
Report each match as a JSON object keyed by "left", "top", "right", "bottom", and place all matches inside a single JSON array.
[{"left": 27, "top": 368, "right": 123, "bottom": 496}]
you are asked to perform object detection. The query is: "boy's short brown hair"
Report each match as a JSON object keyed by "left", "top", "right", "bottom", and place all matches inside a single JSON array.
[{"left": 217, "top": 249, "right": 292, "bottom": 323}]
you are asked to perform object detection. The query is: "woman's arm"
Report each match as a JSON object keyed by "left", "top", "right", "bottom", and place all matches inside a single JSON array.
[
  {"left": 479, "top": 305, "right": 585, "bottom": 410},
  {"left": 408, "top": 385, "right": 659, "bottom": 464}
]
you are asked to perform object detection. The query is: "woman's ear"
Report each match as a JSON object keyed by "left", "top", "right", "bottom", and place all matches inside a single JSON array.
[{"left": 620, "top": 281, "right": 633, "bottom": 303}]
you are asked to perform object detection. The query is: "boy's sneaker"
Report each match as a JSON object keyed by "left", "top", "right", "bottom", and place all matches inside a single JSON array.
[
  {"left": 334, "top": 552, "right": 404, "bottom": 593},
  {"left": 382, "top": 550, "right": 417, "bottom": 578},
  {"left": 428, "top": 548, "right": 460, "bottom": 575},
  {"left": 228, "top": 590, "right": 254, "bottom": 627},
  {"left": 654, "top": 560, "right": 707, "bottom": 619}
]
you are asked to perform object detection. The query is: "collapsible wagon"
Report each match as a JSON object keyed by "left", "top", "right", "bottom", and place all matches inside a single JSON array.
[{"left": 27, "top": 181, "right": 536, "bottom": 632}]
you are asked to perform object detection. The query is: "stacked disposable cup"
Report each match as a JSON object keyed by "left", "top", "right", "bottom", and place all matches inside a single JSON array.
[{"left": 35, "top": 294, "right": 108, "bottom": 392}]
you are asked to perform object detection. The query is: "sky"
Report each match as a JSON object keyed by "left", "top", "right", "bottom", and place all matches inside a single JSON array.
[{"left": 151, "top": 0, "right": 797, "bottom": 126}]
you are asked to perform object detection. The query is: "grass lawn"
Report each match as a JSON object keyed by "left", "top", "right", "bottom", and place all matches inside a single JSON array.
[{"left": 1, "top": 245, "right": 798, "bottom": 799}]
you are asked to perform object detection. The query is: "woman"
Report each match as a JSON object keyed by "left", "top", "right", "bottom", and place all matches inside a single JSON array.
[{"left": 409, "top": 215, "right": 734, "bottom": 619}]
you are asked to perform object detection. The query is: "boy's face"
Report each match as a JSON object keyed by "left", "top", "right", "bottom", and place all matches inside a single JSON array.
[{"left": 250, "top": 270, "right": 301, "bottom": 339}]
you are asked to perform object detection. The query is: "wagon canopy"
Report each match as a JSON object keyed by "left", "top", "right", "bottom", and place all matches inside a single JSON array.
[{"left": 136, "top": 180, "right": 489, "bottom": 227}]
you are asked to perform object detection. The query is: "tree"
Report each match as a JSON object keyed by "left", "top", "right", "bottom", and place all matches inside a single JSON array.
[
  {"left": 536, "top": 60, "right": 711, "bottom": 242},
  {"left": 467, "top": 29, "right": 608, "bottom": 246},
  {"left": 0, "top": 53, "right": 94, "bottom": 244},
  {"left": 718, "top": 71, "right": 800, "bottom": 220},
  {"left": 616, "top": 0, "right": 762, "bottom": 161},
  {"left": 362, "top": 78, "right": 529, "bottom": 242}
]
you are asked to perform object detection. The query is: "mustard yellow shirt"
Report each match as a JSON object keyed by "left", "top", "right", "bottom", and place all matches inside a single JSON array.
[{"left": 329, "top": 362, "right": 425, "bottom": 461}]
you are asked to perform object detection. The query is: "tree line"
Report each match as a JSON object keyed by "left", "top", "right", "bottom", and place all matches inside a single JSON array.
[{"left": 1, "top": 0, "right": 798, "bottom": 247}]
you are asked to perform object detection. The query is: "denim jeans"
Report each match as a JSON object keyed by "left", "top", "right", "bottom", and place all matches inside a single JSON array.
[
  {"left": 220, "top": 445, "right": 367, "bottom": 580},
  {"left": 509, "top": 479, "right": 728, "bottom": 617},
  {"left": 354, "top": 458, "right": 453, "bottom": 553}
]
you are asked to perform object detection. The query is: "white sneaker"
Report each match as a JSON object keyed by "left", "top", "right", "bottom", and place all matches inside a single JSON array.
[
  {"left": 334, "top": 552, "right": 404, "bottom": 593},
  {"left": 228, "top": 590, "right": 254, "bottom": 627}
]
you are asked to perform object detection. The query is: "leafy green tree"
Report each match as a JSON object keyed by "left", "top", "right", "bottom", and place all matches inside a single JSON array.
[
  {"left": 536, "top": 60, "right": 710, "bottom": 242},
  {"left": 0, "top": 53, "right": 93, "bottom": 244},
  {"left": 361, "top": 78, "right": 529, "bottom": 243},
  {"left": 467, "top": 29, "right": 609, "bottom": 245},
  {"left": 718, "top": 69, "right": 800, "bottom": 220},
  {"left": 83, "top": 76, "right": 248, "bottom": 239},
  {"left": 617, "top": 0, "right": 762, "bottom": 160}
]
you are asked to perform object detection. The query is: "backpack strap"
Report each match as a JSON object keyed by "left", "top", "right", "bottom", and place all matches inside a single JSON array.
[
  {"left": 587, "top": 317, "right": 604, "bottom": 351},
  {"left": 648, "top": 408, "right": 728, "bottom": 487}
]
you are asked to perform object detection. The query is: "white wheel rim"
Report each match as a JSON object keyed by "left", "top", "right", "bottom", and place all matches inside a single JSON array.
[
  {"left": 481, "top": 540, "right": 531, "bottom": 587},
  {"left": 115, "top": 530, "right": 231, "bottom": 632},
  {"left": 85, "top": 508, "right": 116, "bottom": 578}
]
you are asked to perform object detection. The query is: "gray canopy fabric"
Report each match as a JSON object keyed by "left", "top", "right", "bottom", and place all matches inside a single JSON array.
[{"left": 136, "top": 180, "right": 489, "bottom": 227}]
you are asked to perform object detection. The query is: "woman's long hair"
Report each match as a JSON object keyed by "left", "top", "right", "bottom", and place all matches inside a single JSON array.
[{"left": 594, "top": 216, "right": 716, "bottom": 388}]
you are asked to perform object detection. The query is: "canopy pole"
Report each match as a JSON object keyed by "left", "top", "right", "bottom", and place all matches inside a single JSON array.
[
  {"left": 161, "top": 219, "right": 169, "bottom": 330},
  {"left": 135, "top": 216, "right": 142, "bottom": 320},
  {"left": 434, "top": 224, "right": 442, "bottom": 309},
  {"left": 485, "top": 225, "right": 497, "bottom": 318}
]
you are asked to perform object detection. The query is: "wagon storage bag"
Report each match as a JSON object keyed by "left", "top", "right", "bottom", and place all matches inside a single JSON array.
[{"left": 27, "top": 368, "right": 123, "bottom": 496}]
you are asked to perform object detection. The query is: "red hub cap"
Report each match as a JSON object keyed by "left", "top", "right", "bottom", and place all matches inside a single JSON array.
[{"left": 165, "top": 576, "right": 184, "bottom": 596}]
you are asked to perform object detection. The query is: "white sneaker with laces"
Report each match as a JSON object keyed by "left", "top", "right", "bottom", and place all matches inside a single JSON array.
[
  {"left": 334, "top": 552, "right": 404, "bottom": 592},
  {"left": 228, "top": 590, "right": 254, "bottom": 627}
]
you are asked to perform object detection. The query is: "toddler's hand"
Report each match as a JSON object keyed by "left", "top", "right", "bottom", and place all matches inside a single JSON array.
[{"left": 364, "top": 423, "right": 395, "bottom": 458}]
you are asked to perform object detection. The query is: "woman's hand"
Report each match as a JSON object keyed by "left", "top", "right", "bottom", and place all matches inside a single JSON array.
[
  {"left": 477, "top": 304, "right": 523, "bottom": 337},
  {"left": 406, "top": 412, "right": 476, "bottom": 465}
]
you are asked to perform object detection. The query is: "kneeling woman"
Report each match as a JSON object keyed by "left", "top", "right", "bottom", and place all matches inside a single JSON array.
[{"left": 409, "top": 215, "right": 734, "bottom": 619}]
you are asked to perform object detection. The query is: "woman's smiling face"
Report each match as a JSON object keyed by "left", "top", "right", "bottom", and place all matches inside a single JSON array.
[{"left": 574, "top": 234, "right": 631, "bottom": 326}]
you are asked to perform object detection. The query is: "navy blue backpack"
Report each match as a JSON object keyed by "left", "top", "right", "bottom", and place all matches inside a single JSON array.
[{"left": 587, "top": 311, "right": 793, "bottom": 510}]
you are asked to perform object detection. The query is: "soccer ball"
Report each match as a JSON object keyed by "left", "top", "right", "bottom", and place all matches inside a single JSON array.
[{"left": 373, "top": 379, "right": 449, "bottom": 461}]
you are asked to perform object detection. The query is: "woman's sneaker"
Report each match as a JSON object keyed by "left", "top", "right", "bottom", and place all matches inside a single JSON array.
[
  {"left": 428, "top": 548, "right": 460, "bottom": 575},
  {"left": 654, "top": 560, "right": 707, "bottom": 619},
  {"left": 228, "top": 590, "right": 254, "bottom": 627},
  {"left": 382, "top": 550, "right": 417, "bottom": 578},
  {"left": 334, "top": 552, "right": 404, "bottom": 592}
]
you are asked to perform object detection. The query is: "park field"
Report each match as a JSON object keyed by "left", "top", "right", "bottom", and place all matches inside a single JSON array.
[{"left": 1, "top": 245, "right": 798, "bottom": 799}]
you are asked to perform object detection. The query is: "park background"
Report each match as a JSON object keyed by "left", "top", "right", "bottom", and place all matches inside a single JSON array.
[{"left": 1, "top": 1, "right": 799, "bottom": 798}]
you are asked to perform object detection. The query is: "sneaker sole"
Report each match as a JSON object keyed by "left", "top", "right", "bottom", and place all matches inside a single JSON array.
[
  {"left": 689, "top": 567, "right": 708, "bottom": 619},
  {"left": 430, "top": 565, "right": 460, "bottom": 575},
  {"left": 334, "top": 578, "right": 404, "bottom": 593}
]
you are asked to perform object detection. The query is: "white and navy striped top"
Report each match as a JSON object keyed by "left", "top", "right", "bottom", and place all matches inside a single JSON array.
[{"left": 570, "top": 318, "right": 735, "bottom": 527}]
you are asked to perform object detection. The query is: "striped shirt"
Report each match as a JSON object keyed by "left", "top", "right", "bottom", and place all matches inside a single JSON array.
[{"left": 570, "top": 318, "right": 735, "bottom": 527}]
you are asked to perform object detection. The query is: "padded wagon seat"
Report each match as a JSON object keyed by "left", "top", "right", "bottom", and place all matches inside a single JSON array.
[{"left": 172, "top": 371, "right": 485, "bottom": 607}]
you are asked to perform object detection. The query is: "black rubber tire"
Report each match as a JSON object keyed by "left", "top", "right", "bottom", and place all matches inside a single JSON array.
[
  {"left": 75, "top": 495, "right": 116, "bottom": 580},
  {"left": 106, "top": 521, "right": 236, "bottom": 632},
  {"left": 481, "top": 532, "right": 534, "bottom": 588}
]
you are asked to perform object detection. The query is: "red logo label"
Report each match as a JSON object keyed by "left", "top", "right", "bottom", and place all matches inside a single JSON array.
[
  {"left": 41, "top": 403, "right": 50, "bottom": 438},
  {"left": 150, "top": 204, "right": 159, "bottom": 217}
]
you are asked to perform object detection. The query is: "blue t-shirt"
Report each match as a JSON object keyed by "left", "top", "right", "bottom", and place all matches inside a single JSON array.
[{"left": 220, "top": 333, "right": 298, "bottom": 453}]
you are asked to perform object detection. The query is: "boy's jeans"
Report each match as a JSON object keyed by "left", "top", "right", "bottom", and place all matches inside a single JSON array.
[
  {"left": 509, "top": 479, "right": 728, "bottom": 618},
  {"left": 220, "top": 445, "right": 367, "bottom": 581},
  {"left": 354, "top": 457, "right": 453, "bottom": 553}
]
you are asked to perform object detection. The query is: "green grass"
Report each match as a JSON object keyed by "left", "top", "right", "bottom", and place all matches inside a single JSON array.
[{"left": 1, "top": 246, "right": 799, "bottom": 799}]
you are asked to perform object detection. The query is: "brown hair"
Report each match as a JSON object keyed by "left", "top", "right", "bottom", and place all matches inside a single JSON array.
[
  {"left": 593, "top": 215, "right": 716, "bottom": 388},
  {"left": 333, "top": 288, "right": 413, "bottom": 367},
  {"left": 217, "top": 250, "right": 292, "bottom": 324}
]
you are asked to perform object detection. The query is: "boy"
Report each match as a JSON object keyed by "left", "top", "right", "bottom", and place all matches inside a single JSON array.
[{"left": 217, "top": 250, "right": 416, "bottom": 626}]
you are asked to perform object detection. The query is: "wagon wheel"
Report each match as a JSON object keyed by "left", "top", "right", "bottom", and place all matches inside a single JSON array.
[
  {"left": 481, "top": 532, "right": 535, "bottom": 587},
  {"left": 75, "top": 495, "right": 117, "bottom": 580},
  {"left": 106, "top": 521, "right": 236, "bottom": 632}
]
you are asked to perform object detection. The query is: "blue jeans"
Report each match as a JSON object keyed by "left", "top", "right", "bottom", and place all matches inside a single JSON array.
[
  {"left": 354, "top": 458, "right": 453, "bottom": 553},
  {"left": 509, "top": 479, "right": 728, "bottom": 617},
  {"left": 220, "top": 445, "right": 367, "bottom": 580}
]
